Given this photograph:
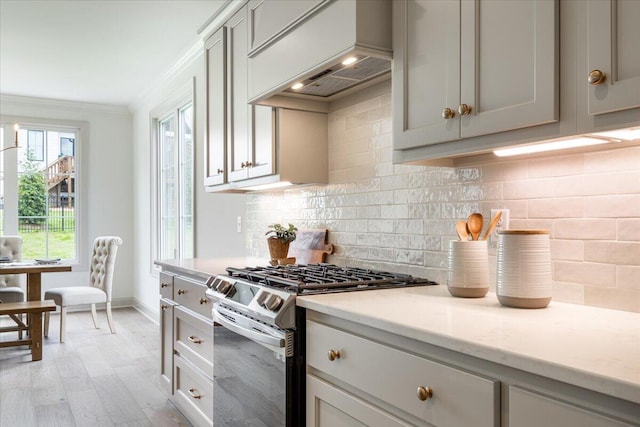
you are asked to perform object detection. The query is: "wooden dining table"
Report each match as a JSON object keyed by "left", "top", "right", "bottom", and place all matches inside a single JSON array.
[{"left": 0, "top": 262, "right": 71, "bottom": 360}]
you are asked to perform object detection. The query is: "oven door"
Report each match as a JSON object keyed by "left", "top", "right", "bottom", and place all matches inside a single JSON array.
[{"left": 213, "top": 304, "right": 297, "bottom": 427}]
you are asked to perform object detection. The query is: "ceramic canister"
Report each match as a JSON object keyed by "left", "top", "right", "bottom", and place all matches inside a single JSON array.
[
  {"left": 496, "top": 230, "right": 552, "bottom": 308},
  {"left": 447, "top": 240, "right": 489, "bottom": 298}
]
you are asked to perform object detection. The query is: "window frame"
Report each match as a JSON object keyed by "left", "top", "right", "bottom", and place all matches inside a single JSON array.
[
  {"left": 150, "top": 79, "right": 195, "bottom": 273},
  {"left": 0, "top": 116, "right": 88, "bottom": 267}
]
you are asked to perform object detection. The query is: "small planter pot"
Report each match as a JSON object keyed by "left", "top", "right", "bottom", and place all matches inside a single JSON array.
[{"left": 267, "top": 238, "right": 290, "bottom": 262}]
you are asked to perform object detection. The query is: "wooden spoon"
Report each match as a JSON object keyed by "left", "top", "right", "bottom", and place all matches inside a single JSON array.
[
  {"left": 467, "top": 213, "right": 484, "bottom": 241},
  {"left": 482, "top": 210, "right": 503, "bottom": 240},
  {"left": 456, "top": 220, "right": 469, "bottom": 240}
]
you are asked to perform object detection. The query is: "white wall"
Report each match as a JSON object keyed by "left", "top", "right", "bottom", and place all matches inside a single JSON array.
[
  {"left": 130, "top": 50, "right": 247, "bottom": 317},
  {"left": 0, "top": 95, "right": 135, "bottom": 301}
]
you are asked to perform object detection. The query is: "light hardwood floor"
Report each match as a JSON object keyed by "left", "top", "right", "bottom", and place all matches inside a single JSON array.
[{"left": 0, "top": 308, "right": 191, "bottom": 427}]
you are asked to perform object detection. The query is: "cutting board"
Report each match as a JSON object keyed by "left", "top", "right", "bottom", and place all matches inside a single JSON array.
[{"left": 288, "top": 229, "right": 334, "bottom": 264}]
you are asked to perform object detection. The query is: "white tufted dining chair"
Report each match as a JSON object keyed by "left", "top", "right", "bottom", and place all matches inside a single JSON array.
[
  {"left": 44, "top": 236, "right": 122, "bottom": 342},
  {"left": 0, "top": 236, "right": 26, "bottom": 338},
  {"left": 0, "top": 236, "right": 25, "bottom": 303}
]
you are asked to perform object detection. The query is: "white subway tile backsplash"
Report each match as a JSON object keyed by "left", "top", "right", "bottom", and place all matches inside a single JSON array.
[{"left": 246, "top": 89, "right": 640, "bottom": 313}]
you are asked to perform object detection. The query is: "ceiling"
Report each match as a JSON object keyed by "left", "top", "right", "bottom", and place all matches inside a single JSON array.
[{"left": 0, "top": 0, "right": 229, "bottom": 107}]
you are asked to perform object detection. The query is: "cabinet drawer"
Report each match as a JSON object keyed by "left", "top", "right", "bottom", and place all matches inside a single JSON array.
[
  {"left": 174, "top": 276, "right": 212, "bottom": 319},
  {"left": 175, "top": 306, "right": 213, "bottom": 378},
  {"left": 509, "top": 386, "right": 635, "bottom": 427},
  {"left": 159, "top": 272, "right": 174, "bottom": 299},
  {"left": 174, "top": 355, "right": 213, "bottom": 427},
  {"left": 307, "top": 321, "right": 499, "bottom": 427}
]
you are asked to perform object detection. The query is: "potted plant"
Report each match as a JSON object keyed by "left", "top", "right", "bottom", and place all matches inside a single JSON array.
[{"left": 266, "top": 223, "right": 297, "bottom": 261}]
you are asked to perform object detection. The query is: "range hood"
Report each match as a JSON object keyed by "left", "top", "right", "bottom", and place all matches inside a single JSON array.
[
  {"left": 282, "top": 54, "right": 391, "bottom": 99},
  {"left": 248, "top": 0, "right": 392, "bottom": 104}
]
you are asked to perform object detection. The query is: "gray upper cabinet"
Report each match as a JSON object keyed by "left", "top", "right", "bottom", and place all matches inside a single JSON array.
[
  {"left": 203, "top": 26, "right": 226, "bottom": 187},
  {"left": 585, "top": 0, "right": 640, "bottom": 115},
  {"left": 392, "top": 0, "right": 558, "bottom": 151}
]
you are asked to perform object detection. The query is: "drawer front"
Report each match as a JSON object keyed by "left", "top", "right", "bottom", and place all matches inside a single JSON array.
[
  {"left": 174, "top": 306, "right": 213, "bottom": 378},
  {"left": 159, "top": 272, "right": 174, "bottom": 299},
  {"left": 307, "top": 321, "right": 499, "bottom": 427},
  {"left": 174, "top": 276, "right": 212, "bottom": 319},
  {"left": 173, "top": 355, "right": 213, "bottom": 427}
]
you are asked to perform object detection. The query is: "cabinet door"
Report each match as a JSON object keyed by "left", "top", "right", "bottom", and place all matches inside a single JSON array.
[
  {"left": 459, "top": 0, "right": 558, "bottom": 138},
  {"left": 227, "top": 5, "right": 252, "bottom": 183},
  {"left": 392, "top": 0, "right": 461, "bottom": 149},
  {"left": 307, "top": 375, "right": 411, "bottom": 427},
  {"left": 248, "top": 105, "right": 275, "bottom": 179},
  {"left": 586, "top": 0, "right": 640, "bottom": 115},
  {"left": 159, "top": 298, "right": 175, "bottom": 394},
  {"left": 204, "top": 27, "right": 227, "bottom": 187},
  {"left": 509, "top": 386, "right": 635, "bottom": 427}
]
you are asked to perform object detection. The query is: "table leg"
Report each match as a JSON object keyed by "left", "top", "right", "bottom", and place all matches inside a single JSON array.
[{"left": 26, "top": 273, "right": 42, "bottom": 342}]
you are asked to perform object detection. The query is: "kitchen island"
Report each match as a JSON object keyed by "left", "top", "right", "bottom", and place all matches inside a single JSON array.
[{"left": 298, "top": 285, "right": 640, "bottom": 426}]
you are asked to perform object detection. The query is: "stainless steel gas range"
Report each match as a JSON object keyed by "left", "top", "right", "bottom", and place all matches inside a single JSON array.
[{"left": 205, "top": 264, "right": 438, "bottom": 427}]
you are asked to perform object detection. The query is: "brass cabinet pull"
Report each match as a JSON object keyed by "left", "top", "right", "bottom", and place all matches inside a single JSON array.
[
  {"left": 216, "top": 168, "right": 224, "bottom": 174},
  {"left": 588, "top": 69, "right": 606, "bottom": 85},
  {"left": 442, "top": 107, "right": 456, "bottom": 120},
  {"left": 188, "top": 336, "right": 202, "bottom": 344},
  {"left": 161, "top": 304, "right": 168, "bottom": 310},
  {"left": 177, "top": 289, "right": 185, "bottom": 295},
  {"left": 161, "top": 282, "right": 169, "bottom": 288},
  {"left": 188, "top": 388, "right": 202, "bottom": 399},
  {"left": 241, "top": 161, "right": 253, "bottom": 168},
  {"left": 417, "top": 386, "right": 433, "bottom": 401},
  {"left": 458, "top": 103, "right": 472, "bottom": 116},
  {"left": 199, "top": 298, "right": 208, "bottom": 305},
  {"left": 328, "top": 349, "right": 341, "bottom": 361}
]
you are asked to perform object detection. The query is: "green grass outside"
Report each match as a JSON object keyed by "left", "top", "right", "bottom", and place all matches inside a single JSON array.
[{"left": 20, "top": 231, "right": 76, "bottom": 260}]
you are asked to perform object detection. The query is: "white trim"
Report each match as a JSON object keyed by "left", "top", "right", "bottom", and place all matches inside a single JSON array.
[{"left": 0, "top": 94, "right": 129, "bottom": 115}]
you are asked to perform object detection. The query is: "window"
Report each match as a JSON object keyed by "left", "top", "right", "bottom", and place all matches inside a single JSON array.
[
  {"left": 1, "top": 122, "right": 80, "bottom": 261},
  {"left": 153, "top": 94, "right": 194, "bottom": 262},
  {"left": 27, "top": 130, "right": 45, "bottom": 161}
]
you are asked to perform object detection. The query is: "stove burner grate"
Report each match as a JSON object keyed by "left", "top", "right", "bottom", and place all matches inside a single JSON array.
[{"left": 225, "top": 264, "right": 438, "bottom": 294}]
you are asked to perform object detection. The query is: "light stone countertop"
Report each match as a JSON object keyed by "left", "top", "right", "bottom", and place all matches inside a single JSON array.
[
  {"left": 154, "top": 257, "right": 268, "bottom": 279},
  {"left": 297, "top": 285, "right": 640, "bottom": 405}
]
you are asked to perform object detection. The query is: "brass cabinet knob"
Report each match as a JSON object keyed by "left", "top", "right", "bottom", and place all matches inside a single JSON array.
[
  {"left": 216, "top": 168, "right": 224, "bottom": 174},
  {"left": 161, "top": 282, "right": 169, "bottom": 288},
  {"left": 188, "top": 335, "right": 202, "bottom": 344},
  {"left": 188, "top": 388, "right": 202, "bottom": 399},
  {"left": 588, "top": 69, "right": 606, "bottom": 85},
  {"left": 161, "top": 304, "right": 168, "bottom": 310},
  {"left": 241, "top": 161, "right": 253, "bottom": 168},
  {"left": 442, "top": 107, "right": 456, "bottom": 120},
  {"left": 328, "top": 349, "right": 341, "bottom": 361},
  {"left": 458, "top": 104, "right": 472, "bottom": 116},
  {"left": 177, "top": 289, "right": 185, "bottom": 295},
  {"left": 417, "top": 386, "right": 433, "bottom": 401},
  {"left": 199, "top": 298, "right": 208, "bottom": 305}
]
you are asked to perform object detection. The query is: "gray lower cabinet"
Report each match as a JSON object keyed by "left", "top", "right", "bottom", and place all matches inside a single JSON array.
[
  {"left": 158, "top": 272, "right": 214, "bottom": 427},
  {"left": 306, "top": 311, "right": 640, "bottom": 427},
  {"left": 306, "top": 319, "right": 500, "bottom": 427}
]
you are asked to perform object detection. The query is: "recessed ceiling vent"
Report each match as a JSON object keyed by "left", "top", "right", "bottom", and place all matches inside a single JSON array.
[{"left": 284, "top": 56, "right": 391, "bottom": 98}]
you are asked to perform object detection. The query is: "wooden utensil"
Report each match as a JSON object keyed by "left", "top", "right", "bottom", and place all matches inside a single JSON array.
[
  {"left": 482, "top": 210, "right": 503, "bottom": 240},
  {"left": 467, "top": 213, "right": 484, "bottom": 241},
  {"left": 287, "top": 229, "right": 335, "bottom": 264},
  {"left": 456, "top": 220, "right": 469, "bottom": 241}
]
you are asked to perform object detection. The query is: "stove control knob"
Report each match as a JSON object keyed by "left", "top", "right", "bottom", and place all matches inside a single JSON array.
[
  {"left": 215, "top": 280, "right": 233, "bottom": 296},
  {"left": 264, "top": 294, "right": 283, "bottom": 312}
]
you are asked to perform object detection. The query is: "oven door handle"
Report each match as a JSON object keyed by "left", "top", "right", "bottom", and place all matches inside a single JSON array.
[{"left": 214, "top": 308, "right": 285, "bottom": 348}]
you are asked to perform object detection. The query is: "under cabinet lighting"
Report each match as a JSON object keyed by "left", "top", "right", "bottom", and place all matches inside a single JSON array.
[
  {"left": 291, "top": 82, "right": 304, "bottom": 91},
  {"left": 242, "top": 181, "right": 294, "bottom": 191},
  {"left": 591, "top": 127, "right": 640, "bottom": 141},
  {"left": 342, "top": 56, "right": 358, "bottom": 66},
  {"left": 493, "top": 136, "right": 613, "bottom": 157}
]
